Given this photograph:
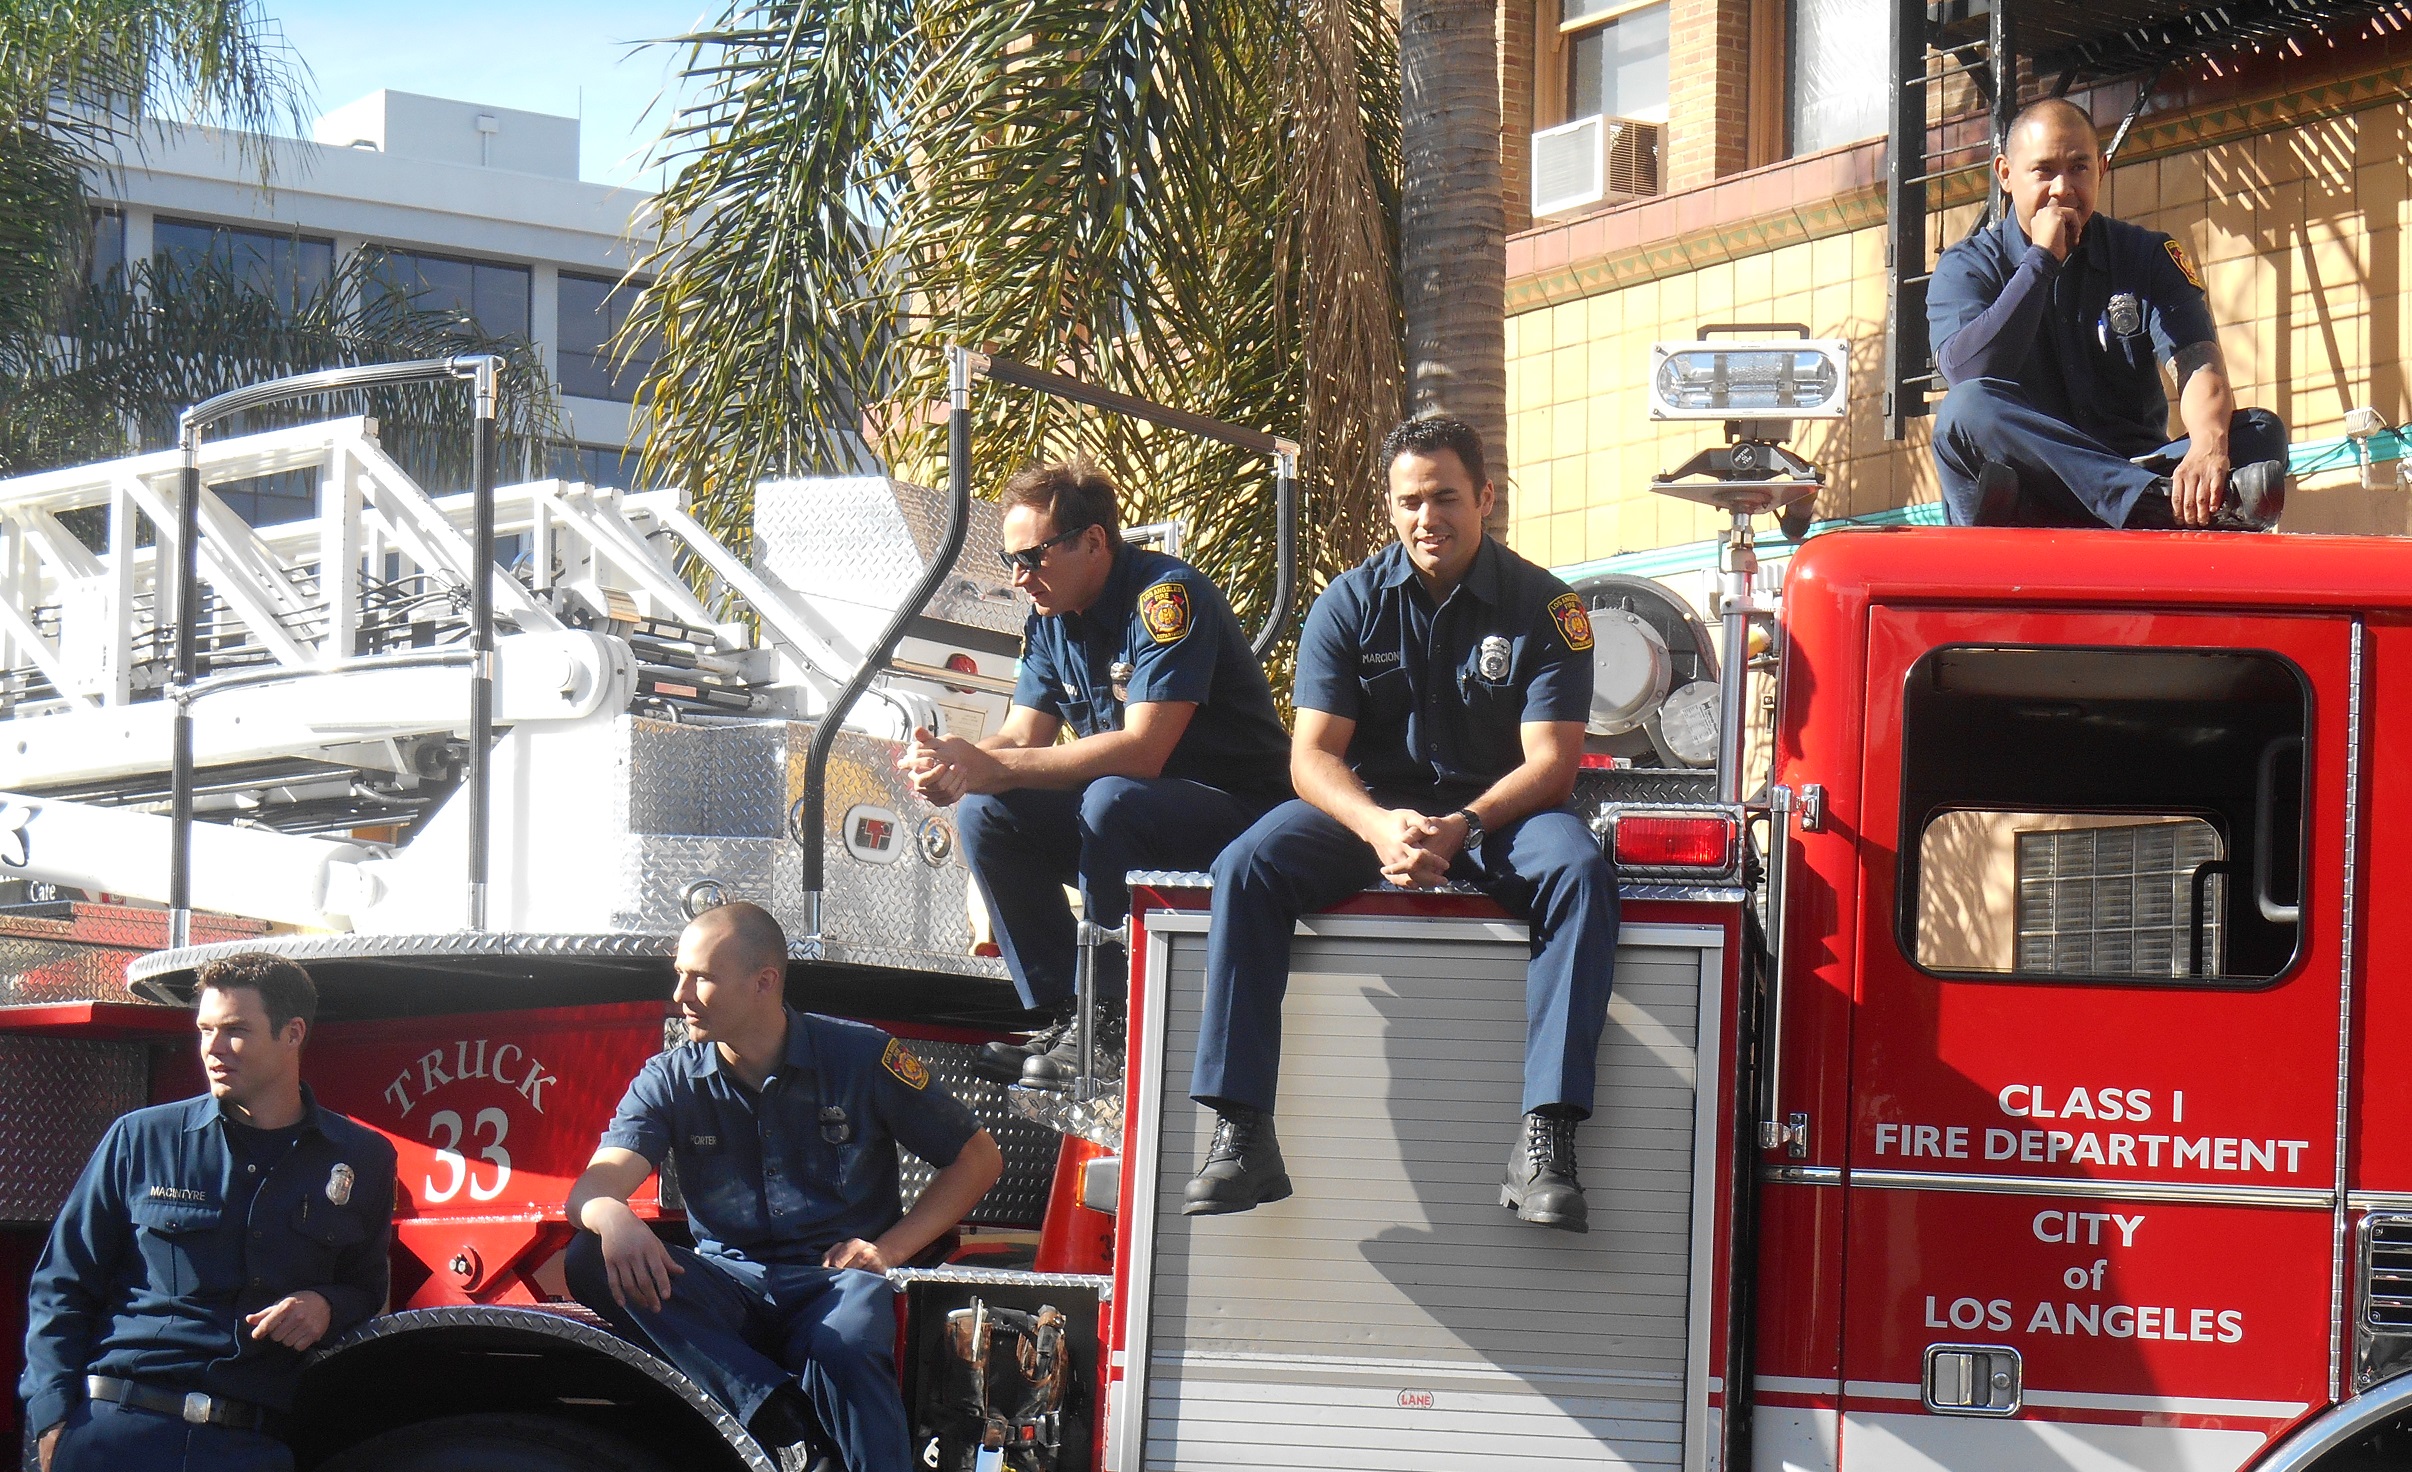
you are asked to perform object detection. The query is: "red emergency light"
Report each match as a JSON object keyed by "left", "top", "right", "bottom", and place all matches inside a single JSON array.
[{"left": 1613, "top": 813, "right": 1738, "bottom": 870}]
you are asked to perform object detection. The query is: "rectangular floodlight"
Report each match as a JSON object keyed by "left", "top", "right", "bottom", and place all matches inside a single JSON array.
[{"left": 1648, "top": 339, "right": 1850, "bottom": 420}]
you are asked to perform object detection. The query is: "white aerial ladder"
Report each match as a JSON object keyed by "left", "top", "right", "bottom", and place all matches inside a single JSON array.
[{"left": 0, "top": 369, "right": 1029, "bottom": 984}]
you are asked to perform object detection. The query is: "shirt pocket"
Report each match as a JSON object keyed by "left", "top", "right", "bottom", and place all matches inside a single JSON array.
[
  {"left": 673, "top": 1129, "right": 751, "bottom": 1225},
  {"left": 1057, "top": 696, "right": 1101, "bottom": 736},
  {"left": 1455, "top": 662, "right": 1526, "bottom": 767},
  {"left": 1358, "top": 668, "right": 1412, "bottom": 727},
  {"left": 287, "top": 1196, "right": 371, "bottom": 1281},
  {"left": 130, "top": 1199, "right": 231, "bottom": 1298}
]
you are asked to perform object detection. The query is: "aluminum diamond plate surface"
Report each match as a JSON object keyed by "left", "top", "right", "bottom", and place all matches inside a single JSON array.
[
  {"left": 314, "top": 1306, "right": 775, "bottom": 1472},
  {"left": 609, "top": 835, "right": 782, "bottom": 936},
  {"left": 783, "top": 726, "right": 1007, "bottom": 981},
  {"left": 0, "top": 905, "right": 265, "bottom": 1005},
  {"left": 0, "top": 1037, "right": 150, "bottom": 1221},
  {"left": 887, "top": 479, "right": 1026, "bottom": 637},
  {"left": 895, "top": 1039, "right": 1063, "bottom": 1228},
  {"left": 628, "top": 719, "right": 784, "bottom": 838},
  {"left": 1575, "top": 766, "right": 1719, "bottom": 807},
  {"left": 752, "top": 477, "right": 1026, "bottom": 641}
]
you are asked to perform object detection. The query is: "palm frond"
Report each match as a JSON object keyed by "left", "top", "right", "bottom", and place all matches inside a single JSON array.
[{"left": 628, "top": 0, "right": 1408, "bottom": 671}]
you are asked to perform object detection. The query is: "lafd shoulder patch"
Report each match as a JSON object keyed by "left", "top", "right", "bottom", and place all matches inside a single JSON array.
[
  {"left": 1547, "top": 592, "right": 1595, "bottom": 653},
  {"left": 2165, "top": 238, "right": 2204, "bottom": 290},
  {"left": 1138, "top": 581, "right": 1192, "bottom": 645},
  {"left": 882, "top": 1038, "right": 930, "bottom": 1090}
]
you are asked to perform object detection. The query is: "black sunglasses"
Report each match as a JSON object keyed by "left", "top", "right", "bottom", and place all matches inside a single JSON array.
[{"left": 997, "top": 525, "right": 1092, "bottom": 573}]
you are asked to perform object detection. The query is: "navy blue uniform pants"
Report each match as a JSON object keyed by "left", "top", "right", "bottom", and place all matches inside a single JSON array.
[
  {"left": 566, "top": 1236, "right": 905, "bottom": 1471},
  {"left": 50, "top": 1397, "right": 290, "bottom": 1472},
  {"left": 1934, "top": 376, "right": 2287, "bottom": 527},
  {"left": 1189, "top": 799, "right": 1620, "bottom": 1118},
  {"left": 959, "top": 777, "right": 1277, "bottom": 1011}
]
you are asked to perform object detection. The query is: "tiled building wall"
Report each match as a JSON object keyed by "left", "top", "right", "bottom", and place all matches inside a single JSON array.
[
  {"left": 1503, "top": 142, "right": 1909, "bottom": 566},
  {"left": 1501, "top": 41, "right": 2412, "bottom": 566}
]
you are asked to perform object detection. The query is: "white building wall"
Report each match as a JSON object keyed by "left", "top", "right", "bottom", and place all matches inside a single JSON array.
[{"left": 91, "top": 90, "right": 655, "bottom": 482}]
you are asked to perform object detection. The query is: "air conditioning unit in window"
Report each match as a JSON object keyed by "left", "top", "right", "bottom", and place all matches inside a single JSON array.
[{"left": 1531, "top": 115, "right": 1664, "bottom": 218}]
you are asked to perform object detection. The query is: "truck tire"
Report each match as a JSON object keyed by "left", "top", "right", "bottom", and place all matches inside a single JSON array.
[{"left": 319, "top": 1412, "right": 679, "bottom": 1472}]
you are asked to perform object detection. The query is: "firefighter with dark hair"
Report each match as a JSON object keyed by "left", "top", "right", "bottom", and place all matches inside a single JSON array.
[
  {"left": 563, "top": 901, "right": 1004, "bottom": 1472},
  {"left": 22, "top": 953, "right": 396, "bottom": 1472},
  {"left": 1183, "top": 416, "right": 1621, "bottom": 1232},
  {"left": 901, "top": 457, "right": 1292, "bottom": 1088},
  {"left": 1929, "top": 96, "right": 2288, "bottom": 529}
]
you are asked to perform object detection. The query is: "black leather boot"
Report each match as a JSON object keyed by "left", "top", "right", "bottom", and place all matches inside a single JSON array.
[
  {"left": 1019, "top": 990, "right": 1126, "bottom": 1090},
  {"left": 1971, "top": 462, "right": 2022, "bottom": 526},
  {"left": 1501, "top": 1109, "right": 1588, "bottom": 1233},
  {"left": 2216, "top": 458, "right": 2286, "bottom": 530},
  {"left": 1181, "top": 1107, "right": 1293, "bottom": 1215},
  {"left": 975, "top": 1005, "right": 1074, "bottom": 1084}
]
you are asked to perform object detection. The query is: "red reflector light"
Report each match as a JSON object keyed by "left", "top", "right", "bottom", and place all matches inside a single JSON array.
[
  {"left": 1614, "top": 814, "right": 1737, "bottom": 869},
  {"left": 945, "top": 653, "right": 979, "bottom": 675}
]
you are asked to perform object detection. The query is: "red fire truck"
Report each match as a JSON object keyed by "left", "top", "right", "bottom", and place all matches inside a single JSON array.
[{"left": 1, "top": 335, "right": 2408, "bottom": 1472}]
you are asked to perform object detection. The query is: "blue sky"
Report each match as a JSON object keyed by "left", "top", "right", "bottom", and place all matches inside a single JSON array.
[{"left": 261, "top": 2, "right": 712, "bottom": 189}]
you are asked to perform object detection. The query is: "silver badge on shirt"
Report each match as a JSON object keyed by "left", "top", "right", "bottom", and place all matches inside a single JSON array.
[
  {"left": 1109, "top": 660, "right": 1134, "bottom": 704},
  {"left": 2106, "top": 292, "right": 2142, "bottom": 339},
  {"left": 325, "top": 1162, "right": 354, "bottom": 1207},
  {"left": 1477, "top": 635, "right": 1512, "bottom": 682}
]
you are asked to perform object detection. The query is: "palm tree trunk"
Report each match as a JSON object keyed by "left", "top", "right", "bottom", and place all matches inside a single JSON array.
[{"left": 1398, "top": 0, "right": 1509, "bottom": 526}]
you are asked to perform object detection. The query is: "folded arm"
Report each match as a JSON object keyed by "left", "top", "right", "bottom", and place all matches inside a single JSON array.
[{"left": 1936, "top": 246, "right": 2061, "bottom": 386}]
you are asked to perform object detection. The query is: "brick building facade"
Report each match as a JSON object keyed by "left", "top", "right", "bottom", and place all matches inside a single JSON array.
[{"left": 1495, "top": 2, "right": 2412, "bottom": 585}]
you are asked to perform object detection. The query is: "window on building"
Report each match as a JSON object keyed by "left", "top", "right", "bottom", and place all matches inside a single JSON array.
[
  {"left": 1790, "top": 0, "right": 1887, "bottom": 155},
  {"left": 88, "top": 210, "right": 125, "bottom": 285},
  {"left": 153, "top": 217, "right": 334, "bottom": 311},
  {"left": 557, "top": 443, "right": 651, "bottom": 491},
  {"left": 1898, "top": 645, "right": 2306, "bottom": 985},
  {"left": 1529, "top": 0, "right": 1669, "bottom": 215},
  {"left": 1564, "top": 0, "right": 1671, "bottom": 127},
  {"left": 558, "top": 272, "right": 659, "bottom": 402},
  {"left": 210, "top": 468, "right": 318, "bottom": 528},
  {"left": 365, "top": 247, "right": 532, "bottom": 339}
]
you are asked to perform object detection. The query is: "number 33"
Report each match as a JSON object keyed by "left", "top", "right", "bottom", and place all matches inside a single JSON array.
[{"left": 424, "top": 1107, "right": 512, "bottom": 1203}]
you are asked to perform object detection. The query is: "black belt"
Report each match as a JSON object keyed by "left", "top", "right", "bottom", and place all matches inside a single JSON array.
[{"left": 86, "top": 1375, "right": 268, "bottom": 1431}]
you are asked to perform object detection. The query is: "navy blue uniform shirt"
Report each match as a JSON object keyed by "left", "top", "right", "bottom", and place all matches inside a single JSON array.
[
  {"left": 1013, "top": 545, "right": 1290, "bottom": 800},
  {"left": 1293, "top": 537, "right": 1595, "bottom": 808},
  {"left": 600, "top": 1011, "right": 981, "bottom": 1267},
  {"left": 21, "top": 1087, "right": 397, "bottom": 1433},
  {"left": 1928, "top": 211, "right": 2219, "bottom": 457}
]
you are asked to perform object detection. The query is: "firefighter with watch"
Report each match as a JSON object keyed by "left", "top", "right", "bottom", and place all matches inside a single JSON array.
[
  {"left": 1183, "top": 415, "right": 1622, "bottom": 1231},
  {"left": 901, "top": 457, "right": 1292, "bottom": 1089},
  {"left": 20, "top": 954, "right": 396, "bottom": 1472}
]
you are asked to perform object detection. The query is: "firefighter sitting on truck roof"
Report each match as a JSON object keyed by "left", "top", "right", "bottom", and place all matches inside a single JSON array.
[
  {"left": 1929, "top": 96, "right": 2289, "bottom": 531},
  {"left": 21, "top": 953, "right": 396, "bottom": 1472},
  {"left": 899, "top": 457, "right": 1292, "bottom": 1089},
  {"left": 1182, "top": 416, "right": 1620, "bottom": 1233},
  {"left": 564, "top": 901, "right": 1003, "bottom": 1472}
]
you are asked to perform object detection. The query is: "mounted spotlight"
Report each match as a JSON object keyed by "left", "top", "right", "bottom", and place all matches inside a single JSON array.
[{"left": 1649, "top": 334, "right": 1850, "bottom": 421}]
